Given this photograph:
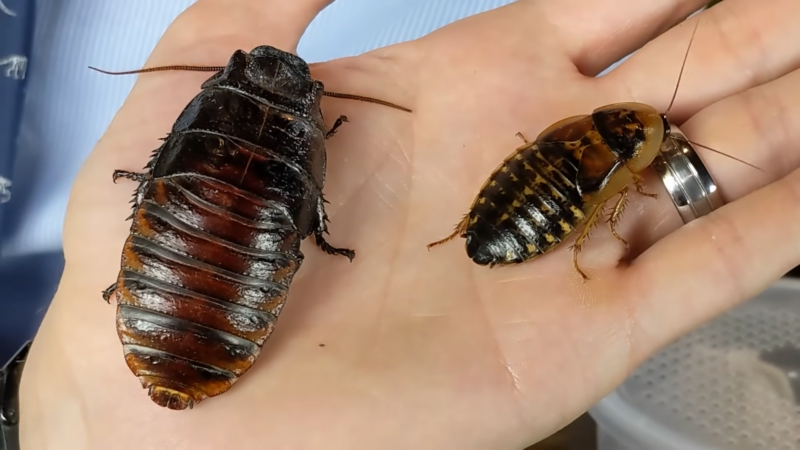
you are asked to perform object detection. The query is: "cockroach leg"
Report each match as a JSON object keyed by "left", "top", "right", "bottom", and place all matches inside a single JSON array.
[
  {"left": 314, "top": 232, "right": 355, "bottom": 261},
  {"left": 313, "top": 196, "right": 355, "bottom": 261},
  {"left": 427, "top": 214, "right": 469, "bottom": 250},
  {"left": 569, "top": 203, "right": 605, "bottom": 281},
  {"left": 102, "top": 282, "right": 117, "bottom": 304},
  {"left": 315, "top": 196, "right": 332, "bottom": 229},
  {"left": 325, "top": 115, "right": 349, "bottom": 139},
  {"left": 515, "top": 132, "right": 530, "bottom": 144},
  {"left": 607, "top": 187, "right": 630, "bottom": 248},
  {"left": 632, "top": 173, "right": 658, "bottom": 199},
  {"left": 113, "top": 170, "right": 147, "bottom": 184}
]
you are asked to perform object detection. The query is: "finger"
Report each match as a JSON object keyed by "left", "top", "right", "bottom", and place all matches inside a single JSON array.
[
  {"left": 626, "top": 165, "right": 800, "bottom": 365},
  {"left": 570, "top": 67, "right": 800, "bottom": 290},
  {"left": 621, "top": 66, "right": 800, "bottom": 361},
  {"left": 680, "top": 66, "right": 800, "bottom": 202},
  {"left": 609, "top": 0, "right": 800, "bottom": 124},
  {"left": 94, "top": 0, "right": 336, "bottom": 152},
  {"left": 534, "top": 0, "right": 709, "bottom": 76},
  {"left": 93, "top": 0, "right": 336, "bottom": 140},
  {"left": 148, "top": 0, "right": 335, "bottom": 65}
]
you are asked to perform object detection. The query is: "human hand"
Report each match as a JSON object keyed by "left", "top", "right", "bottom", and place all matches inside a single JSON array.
[{"left": 19, "top": 0, "right": 800, "bottom": 448}]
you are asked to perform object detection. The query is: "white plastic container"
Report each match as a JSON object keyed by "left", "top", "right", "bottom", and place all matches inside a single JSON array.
[{"left": 589, "top": 278, "right": 800, "bottom": 450}]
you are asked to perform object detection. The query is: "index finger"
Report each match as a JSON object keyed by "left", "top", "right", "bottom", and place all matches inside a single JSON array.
[
  {"left": 534, "top": 0, "right": 709, "bottom": 76},
  {"left": 607, "top": 0, "right": 800, "bottom": 124}
]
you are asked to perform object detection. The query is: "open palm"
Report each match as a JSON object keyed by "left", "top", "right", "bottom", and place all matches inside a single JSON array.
[{"left": 20, "top": 0, "right": 800, "bottom": 448}]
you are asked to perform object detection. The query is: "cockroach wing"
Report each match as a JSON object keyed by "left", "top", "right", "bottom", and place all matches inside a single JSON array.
[{"left": 574, "top": 143, "right": 623, "bottom": 195}]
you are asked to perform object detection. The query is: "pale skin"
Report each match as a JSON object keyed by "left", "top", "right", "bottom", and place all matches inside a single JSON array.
[{"left": 18, "top": 0, "right": 800, "bottom": 448}]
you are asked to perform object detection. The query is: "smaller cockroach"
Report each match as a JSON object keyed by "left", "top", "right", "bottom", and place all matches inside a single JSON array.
[{"left": 427, "top": 19, "right": 760, "bottom": 280}]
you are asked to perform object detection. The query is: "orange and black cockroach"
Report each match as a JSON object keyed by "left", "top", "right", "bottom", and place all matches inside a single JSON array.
[
  {"left": 427, "top": 18, "right": 759, "bottom": 280},
  {"left": 95, "top": 45, "right": 411, "bottom": 410}
]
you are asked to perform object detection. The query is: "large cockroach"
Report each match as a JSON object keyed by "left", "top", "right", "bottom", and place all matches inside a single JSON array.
[
  {"left": 95, "top": 45, "right": 411, "bottom": 410},
  {"left": 427, "top": 19, "right": 759, "bottom": 280}
]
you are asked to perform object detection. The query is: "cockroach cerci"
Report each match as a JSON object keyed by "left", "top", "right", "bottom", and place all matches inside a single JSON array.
[
  {"left": 427, "top": 19, "right": 758, "bottom": 280},
  {"left": 94, "top": 45, "right": 411, "bottom": 410}
]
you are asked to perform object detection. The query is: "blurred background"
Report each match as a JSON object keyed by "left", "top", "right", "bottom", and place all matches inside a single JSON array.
[{"left": 1, "top": 1, "right": 797, "bottom": 449}]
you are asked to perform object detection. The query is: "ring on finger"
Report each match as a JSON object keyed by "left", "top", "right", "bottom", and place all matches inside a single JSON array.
[{"left": 651, "top": 128, "right": 724, "bottom": 224}]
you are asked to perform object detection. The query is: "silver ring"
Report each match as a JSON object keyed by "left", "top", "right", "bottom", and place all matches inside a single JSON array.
[{"left": 651, "top": 129, "right": 724, "bottom": 224}]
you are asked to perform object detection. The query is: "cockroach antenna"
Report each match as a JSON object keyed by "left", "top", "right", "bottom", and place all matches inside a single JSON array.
[
  {"left": 88, "top": 64, "right": 412, "bottom": 113},
  {"left": 664, "top": 18, "right": 701, "bottom": 116},
  {"left": 662, "top": 18, "right": 763, "bottom": 172}
]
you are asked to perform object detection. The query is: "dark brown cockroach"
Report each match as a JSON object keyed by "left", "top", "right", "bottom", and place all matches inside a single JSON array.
[
  {"left": 96, "top": 45, "right": 411, "bottom": 410},
  {"left": 427, "top": 19, "right": 759, "bottom": 280}
]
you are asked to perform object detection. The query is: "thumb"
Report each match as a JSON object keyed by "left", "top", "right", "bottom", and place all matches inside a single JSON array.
[
  {"left": 92, "top": 0, "right": 334, "bottom": 146},
  {"left": 147, "top": 0, "right": 335, "bottom": 65}
]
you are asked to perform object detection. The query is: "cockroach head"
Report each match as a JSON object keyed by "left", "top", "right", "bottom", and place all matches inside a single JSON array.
[{"left": 243, "top": 45, "right": 318, "bottom": 99}]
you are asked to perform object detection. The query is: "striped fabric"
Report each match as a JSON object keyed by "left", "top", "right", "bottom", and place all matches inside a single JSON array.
[
  {"left": 0, "top": 0, "right": 34, "bottom": 240},
  {"left": 0, "top": 0, "right": 35, "bottom": 361}
]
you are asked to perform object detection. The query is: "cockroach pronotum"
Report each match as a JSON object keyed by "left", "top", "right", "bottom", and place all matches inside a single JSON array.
[
  {"left": 95, "top": 45, "right": 411, "bottom": 410},
  {"left": 427, "top": 19, "right": 759, "bottom": 280}
]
